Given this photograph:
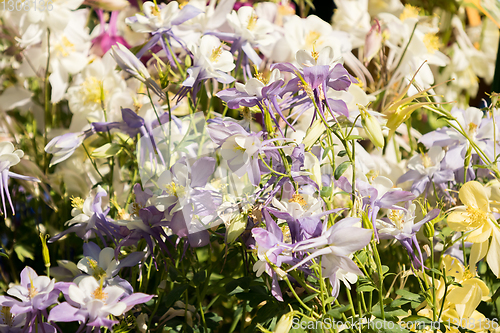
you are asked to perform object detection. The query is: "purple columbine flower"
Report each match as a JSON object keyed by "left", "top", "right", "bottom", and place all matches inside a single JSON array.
[
  {"left": 216, "top": 68, "right": 295, "bottom": 134},
  {"left": 45, "top": 129, "right": 95, "bottom": 167},
  {"left": 287, "top": 217, "right": 373, "bottom": 298},
  {"left": 397, "top": 146, "right": 455, "bottom": 197},
  {"left": 272, "top": 47, "right": 356, "bottom": 125},
  {"left": 338, "top": 176, "right": 415, "bottom": 241},
  {"left": 0, "top": 142, "right": 40, "bottom": 216},
  {"left": 419, "top": 107, "right": 493, "bottom": 182},
  {"left": 111, "top": 43, "right": 165, "bottom": 99},
  {"left": 116, "top": 185, "right": 171, "bottom": 264},
  {"left": 49, "top": 186, "right": 120, "bottom": 244},
  {"left": 125, "top": 1, "right": 202, "bottom": 67},
  {"left": 75, "top": 242, "right": 145, "bottom": 294},
  {"left": 6, "top": 266, "right": 65, "bottom": 333},
  {"left": 91, "top": 10, "right": 130, "bottom": 57},
  {"left": 207, "top": 118, "right": 290, "bottom": 186},
  {"left": 377, "top": 204, "right": 440, "bottom": 268},
  {"left": 48, "top": 276, "right": 153, "bottom": 330},
  {"left": 178, "top": 35, "right": 235, "bottom": 102}
]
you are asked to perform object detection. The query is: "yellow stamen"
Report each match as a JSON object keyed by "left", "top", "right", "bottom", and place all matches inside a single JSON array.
[
  {"left": 165, "top": 182, "right": 185, "bottom": 198},
  {"left": 289, "top": 193, "right": 306, "bottom": 207},
  {"left": 92, "top": 278, "right": 108, "bottom": 301},
  {"left": 253, "top": 65, "right": 268, "bottom": 84},
  {"left": 53, "top": 37, "right": 75, "bottom": 57},
  {"left": 82, "top": 77, "right": 105, "bottom": 105},
  {"left": 399, "top": 4, "right": 420, "bottom": 21},
  {"left": 465, "top": 206, "right": 487, "bottom": 227},
  {"left": 423, "top": 33, "right": 441, "bottom": 53},
  {"left": 71, "top": 196, "right": 85, "bottom": 211},
  {"left": 247, "top": 12, "right": 258, "bottom": 30},
  {"left": 210, "top": 44, "right": 224, "bottom": 62},
  {"left": 421, "top": 153, "right": 432, "bottom": 168}
]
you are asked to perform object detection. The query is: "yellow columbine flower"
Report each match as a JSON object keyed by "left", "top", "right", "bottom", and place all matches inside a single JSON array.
[
  {"left": 417, "top": 255, "right": 490, "bottom": 333},
  {"left": 447, "top": 181, "right": 500, "bottom": 277}
]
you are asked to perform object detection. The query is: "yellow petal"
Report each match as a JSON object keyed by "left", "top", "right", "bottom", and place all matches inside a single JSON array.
[
  {"left": 469, "top": 242, "right": 488, "bottom": 276},
  {"left": 467, "top": 222, "right": 492, "bottom": 243},
  {"left": 447, "top": 209, "right": 470, "bottom": 231},
  {"left": 459, "top": 181, "right": 490, "bottom": 211},
  {"left": 486, "top": 225, "right": 500, "bottom": 278}
]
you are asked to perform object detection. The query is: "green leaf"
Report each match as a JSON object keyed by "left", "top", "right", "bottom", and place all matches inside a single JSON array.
[
  {"left": 91, "top": 143, "right": 122, "bottom": 158},
  {"left": 345, "top": 135, "right": 363, "bottom": 141},
  {"left": 334, "top": 161, "right": 351, "bottom": 180},
  {"left": 337, "top": 149, "right": 347, "bottom": 157},
  {"left": 357, "top": 284, "right": 376, "bottom": 292},
  {"left": 164, "top": 284, "right": 188, "bottom": 308},
  {"left": 326, "top": 305, "right": 351, "bottom": 319},
  {"left": 14, "top": 245, "right": 34, "bottom": 262},
  {"left": 395, "top": 290, "right": 424, "bottom": 302},
  {"left": 320, "top": 186, "right": 333, "bottom": 198}
]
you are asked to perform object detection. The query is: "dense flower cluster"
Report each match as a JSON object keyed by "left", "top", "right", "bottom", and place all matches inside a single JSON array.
[{"left": 1, "top": 0, "right": 500, "bottom": 332}]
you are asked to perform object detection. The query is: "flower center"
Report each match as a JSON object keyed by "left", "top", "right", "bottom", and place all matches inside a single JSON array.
[
  {"left": 82, "top": 77, "right": 105, "bottom": 105},
  {"left": 423, "top": 33, "right": 441, "bottom": 53},
  {"left": 465, "top": 206, "right": 487, "bottom": 227},
  {"left": 280, "top": 225, "right": 292, "bottom": 244},
  {"left": 305, "top": 31, "right": 321, "bottom": 48},
  {"left": 53, "top": 37, "right": 75, "bottom": 57},
  {"left": 468, "top": 122, "right": 478, "bottom": 137},
  {"left": 421, "top": 153, "right": 432, "bottom": 168},
  {"left": 71, "top": 196, "right": 85, "bottom": 211},
  {"left": 92, "top": 286, "right": 108, "bottom": 301},
  {"left": 399, "top": 4, "right": 420, "bottom": 21},
  {"left": 88, "top": 258, "right": 107, "bottom": 280},
  {"left": 210, "top": 44, "right": 224, "bottom": 62},
  {"left": 289, "top": 193, "right": 306, "bottom": 207},
  {"left": 389, "top": 210, "right": 405, "bottom": 230},
  {"left": 165, "top": 181, "right": 185, "bottom": 197},
  {"left": 298, "top": 81, "right": 314, "bottom": 101},
  {"left": 247, "top": 13, "right": 258, "bottom": 30}
]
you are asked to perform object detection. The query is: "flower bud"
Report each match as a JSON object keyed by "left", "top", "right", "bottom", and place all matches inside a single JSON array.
[
  {"left": 226, "top": 213, "right": 247, "bottom": 244},
  {"left": 359, "top": 105, "right": 384, "bottom": 148},
  {"left": 275, "top": 310, "right": 295, "bottom": 333},
  {"left": 39, "top": 233, "right": 50, "bottom": 268},
  {"left": 364, "top": 19, "right": 382, "bottom": 64}
]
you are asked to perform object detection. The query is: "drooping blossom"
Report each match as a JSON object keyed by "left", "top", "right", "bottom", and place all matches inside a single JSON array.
[{"left": 0, "top": 142, "right": 40, "bottom": 216}]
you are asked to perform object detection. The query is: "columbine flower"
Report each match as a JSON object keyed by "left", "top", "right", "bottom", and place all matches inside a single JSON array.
[
  {"left": 125, "top": 1, "right": 202, "bottom": 66},
  {"left": 76, "top": 242, "right": 144, "bottom": 294},
  {"left": 208, "top": 118, "right": 290, "bottom": 186},
  {"left": 273, "top": 48, "right": 355, "bottom": 125},
  {"left": 0, "top": 142, "right": 40, "bottom": 216},
  {"left": 397, "top": 146, "right": 454, "bottom": 197},
  {"left": 45, "top": 129, "right": 94, "bottom": 167},
  {"left": 447, "top": 181, "right": 500, "bottom": 277},
  {"left": 91, "top": 10, "right": 130, "bottom": 56},
  {"left": 49, "top": 186, "right": 120, "bottom": 243},
  {"left": 48, "top": 276, "right": 153, "bottom": 329},
  {"left": 0, "top": 296, "right": 27, "bottom": 333},
  {"left": 418, "top": 255, "right": 491, "bottom": 331},
  {"left": 212, "top": 6, "right": 275, "bottom": 76},
  {"left": 419, "top": 107, "right": 494, "bottom": 177},
  {"left": 6, "top": 267, "right": 63, "bottom": 332},
  {"left": 111, "top": 43, "right": 165, "bottom": 99},
  {"left": 182, "top": 35, "right": 235, "bottom": 94},
  {"left": 287, "top": 217, "right": 373, "bottom": 298},
  {"left": 377, "top": 204, "right": 440, "bottom": 268},
  {"left": 216, "top": 68, "right": 294, "bottom": 133}
]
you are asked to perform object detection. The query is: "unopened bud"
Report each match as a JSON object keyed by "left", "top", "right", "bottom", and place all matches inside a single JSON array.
[
  {"left": 275, "top": 310, "right": 295, "bottom": 333},
  {"left": 364, "top": 19, "right": 383, "bottom": 64},
  {"left": 359, "top": 105, "right": 384, "bottom": 148},
  {"left": 39, "top": 233, "right": 50, "bottom": 268}
]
